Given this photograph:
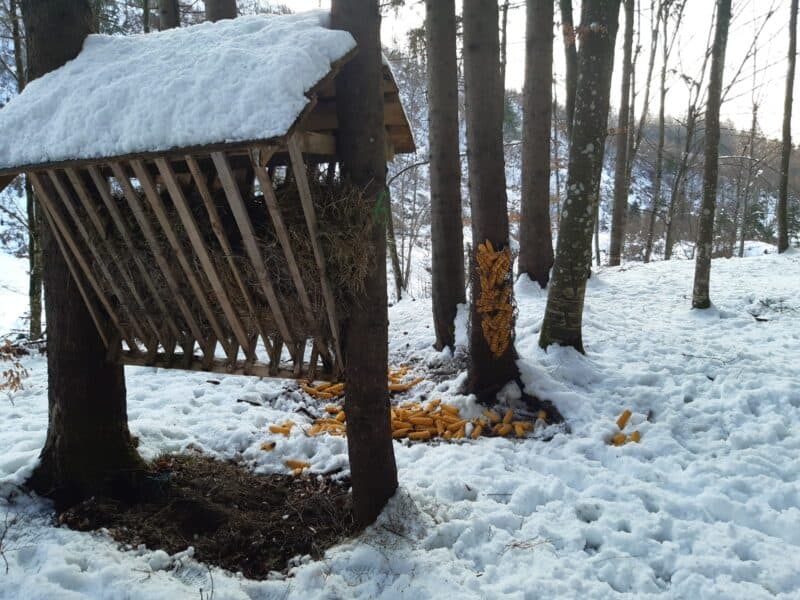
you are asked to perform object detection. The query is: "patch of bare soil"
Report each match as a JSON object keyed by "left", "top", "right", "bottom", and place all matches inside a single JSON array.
[{"left": 59, "top": 455, "right": 356, "bottom": 579}]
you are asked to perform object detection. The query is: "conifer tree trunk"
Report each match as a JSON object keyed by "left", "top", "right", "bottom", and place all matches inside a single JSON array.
[
  {"left": 518, "top": 0, "right": 554, "bottom": 288},
  {"left": 692, "top": 0, "right": 731, "bottom": 309},
  {"left": 540, "top": 0, "right": 621, "bottom": 353},
  {"left": 331, "top": 0, "right": 398, "bottom": 527},
  {"left": 425, "top": 0, "right": 465, "bottom": 349},
  {"left": 158, "top": 0, "right": 179, "bottom": 29},
  {"left": 205, "top": 0, "right": 236, "bottom": 22},
  {"left": 559, "top": 0, "right": 578, "bottom": 140},
  {"left": 608, "top": 0, "right": 634, "bottom": 266},
  {"left": 22, "top": 0, "right": 143, "bottom": 507},
  {"left": 463, "top": 0, "right": 518, "bottom": 402},
  {"left": 778, "top": 0, "right": 798, "bottom": 253}
]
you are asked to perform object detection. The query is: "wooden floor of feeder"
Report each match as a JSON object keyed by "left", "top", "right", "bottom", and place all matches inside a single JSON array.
[{"left": 27, "top": 132, "right": 344, "bottom": 381}]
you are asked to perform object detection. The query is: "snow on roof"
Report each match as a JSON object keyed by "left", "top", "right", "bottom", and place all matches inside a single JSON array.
[{"left": 0, "top": 11, "right": 356, "bottom": 171}]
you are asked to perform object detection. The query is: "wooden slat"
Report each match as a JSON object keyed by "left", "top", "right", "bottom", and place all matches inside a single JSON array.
[
  {"left": 31, "top": 171, "right": 136, "bottom": 350},
  {"left": 31, "top": 176, "right": 110, "bottom": 348},
  {"left": 184, "top": 155, "right": 274, "bottom": 357},
  {"left": 58, "top": 169, "right": 156, "bottom": 350},
  {"left": 251, "top": 155, "right": 333, "bottom": 366},
  {"left": 210, "top": 151, "right": 294, "bottom": 345},
  {"left": 155, "top": 157, "right": 252, "bottom": 360},
  {"left": 86, "top": 165, "right": 182, "bottom": 343},
  {"left": 300, "top": 132, "right": 337, "bottom": 157},
  {"left": 286, "top": 135, "right": 343, "bottom": 375},
  {"left": 109, "top": 161, "right": 208, "bottom": 351},
  {"left": 129, "top": 159, "right": 234, "bottom": 360}
]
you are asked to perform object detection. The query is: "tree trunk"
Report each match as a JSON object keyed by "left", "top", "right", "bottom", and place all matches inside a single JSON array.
[
  {"left": 22, "top": 0, "right": 144, "bottom": 507},
  {"left": 158, "top": 0, "right": 179, "bottom": 29},
  {"left": 386, "top": 193, "right": 404, "bottom": 301},
  {"left": 518, "top": 0, "right": 554, "bottom": 287},
  {"left": 559, "top": 0, "right": 578, "bottom": 140},
  {"left": 500, "top": 0, "right": 510, "bottom": 91},
  {"left": 425, "top": 0, "right": 465, "bottom": 350},
  {"left": 608, "top": 0, "right": 634, "bottom": 266},
  {"left": 463, "top": 0, "right": 518, "bottom": 402},
  {"left": 143, "top": 0, "right": 150, "bottom": 33},
  {"left": 692, "top": 0, "right": 731, "bottom": 309},
  {"left": 738, "top": 106, "right": 758, "bottom": 258},
  {"left": 540, "top": 0, "right": 621, "bottom": 353},
  {"left": 331, "top": 0, "right": 398, "bottom": 528},
  {"left": 205, "top": 0, "right": 236, "bottom": 21},
  {"left": 778, "top": 0, "right": 798, "bottom": 253}
]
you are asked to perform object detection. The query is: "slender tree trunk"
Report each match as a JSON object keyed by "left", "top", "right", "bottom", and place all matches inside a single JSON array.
[
  {"left": 463, "top": 0, "right": 518, "bottom": 402},
  {"left": 205, "top": 0, "right": 236, "bottom": 21},
  {"left": 22, "top": 0, "right": 144, "bottom": 507},
  {"left": 331, "top": 0, "right": 397, "bottom": 528},
  {"left": 143, "top": 0, "right": 150, "bottom": 33},
  {"left": 692, "top": 0, "right": 731, "bottom": 309},
  {"left": 426, "top": 0, "right": 465, "bottom": 349},
  {"left": 158, "top": 0, "right": 178, "bottom": 29},
  {"left": 738, "top": 108, "right": 758, "bottom": 258},
  {"left": 518, "top": 0, "right": 554, "bottom": 287},
  {"left": 608, "top": 0, "right": 634, "bottom": 266},
  {"left": 559, "top": 0, "right": 578, "bottom": 140},
  {"left": 778, "top": 0, "right": 798, "bottom": 252},
  {"left": 386, "top": 193, "right": 404, "bottom": 301},
  {"left": 540, "top": 0, "right": 621, "bottom": 352},
  {"left": 500, "top": 0, "right": 510, "bottom": 90}
]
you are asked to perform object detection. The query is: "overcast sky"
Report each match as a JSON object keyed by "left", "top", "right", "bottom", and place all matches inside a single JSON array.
[{"left": 290, "top": 0, "right": 797, "bottom": 140}]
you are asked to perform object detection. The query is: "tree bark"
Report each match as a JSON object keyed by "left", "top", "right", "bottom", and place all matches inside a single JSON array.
[
  {"left": 331, "top": 0, "right": 398, "bottom": 528},
  {"left": 205, "top": 0, "right": 236, "bottom": 22},
  {"left": 738, "top": 107, "right": 758, "bottom": 258},
  {"left": 559, "top": 0, "right": 578, "bottom": 140},
  {"left": 692, "top": 0, "right": 731, "bottom": 309},
  {"left": 158, "top": 0, "right": 179, "bottom": 29},
  {"left": 143, "top": 0, "right": 150, "bottom": 33},
  {"left": 463, "top": 0, "right": 518, "bottom": 402},
  {"left": 22, "top": 0, "right": 143, "bottom": 507},
  {"left": 518, "top": 0, "right": 554, "bottom": 288},
  {"left": 540, "top": 0, "right": 621, "bottom": 352},
  {"left": 425, "top": 0, "right": 465, "bottom": 349},
  {"left": 608, "top": 0, "right": 634, "bottom": 266},
  {"left": 386, "top": 192, "right": 404, "bottom": 301},
  {"left": 778, "top": 0, "right": 798, "bottom": 253},
  {"left": 500, "top": 0, "right": 510, "bottom": 91}
]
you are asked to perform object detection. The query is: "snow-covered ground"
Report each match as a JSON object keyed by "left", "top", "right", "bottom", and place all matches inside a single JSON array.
[{"left": 1, "top": 249, "right": 799, "bottom": 599}]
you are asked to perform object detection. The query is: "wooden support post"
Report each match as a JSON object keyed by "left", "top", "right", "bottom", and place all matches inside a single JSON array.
[
  {"left": 66, "top": 167, "right": 163, "bottom": 350},
  {"left": 86, "top": 165, "right": 183, "bottom": 344},
  {"left": 210, "top": 151, "right": 294, "bottom": 345},
  {"left": 109, "top": 162, "right": 207, "bottom": 352},
  {"left": 129, "top": 159, "right": 233, "bottom": 360},
  {"left": 30, "top": 171, "right": 135, "bottom": 351},
  {"left": 31, "top": 176, "right": 111, "bottom": 348},
  {"left": 155, "top": 157, "right": 253, "bottom": 361},
  {"left": 286, "top": 134, "right": 343, "bottom": 376},
  {"left": 251, "top": 153, "right": 333, "bottom": 366}
]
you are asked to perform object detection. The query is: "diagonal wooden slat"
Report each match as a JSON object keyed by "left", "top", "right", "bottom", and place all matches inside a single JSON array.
[
  {"left": 155, "top": 157, "right": 253, "bottom": 361},
  {"left": 251, "top": 153, "right": 333, "bottom": 366},
  {"left": 210, "top": 151, "right": 294, "bottom": 346},
  {"left": 86, "top": 165, "right": 182, "bottom": 344},
  {"left": 286, "top": 134, "right": 343, "bottom": 375},
  {"left": 109, "top": 161, "right": 206, "bottom": 352},
  {"left": 31, "top": 171, "right": 136, "bottom": 351},
  {"left": 31, "top": 174, "right": 110, "bottom": 348},
  {"left": 129, "top": 159, "right": 234, "bottom": 359}
]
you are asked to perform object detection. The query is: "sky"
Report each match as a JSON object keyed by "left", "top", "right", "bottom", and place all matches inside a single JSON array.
[{"left": 289, "top": 0, "right": 797, "bottom": 140}]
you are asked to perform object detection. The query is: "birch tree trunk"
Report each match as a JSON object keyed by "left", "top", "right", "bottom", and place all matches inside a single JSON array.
[
  {"left": 518, "top": 0, "right": 554, "bottom": 287},
  {"left": 778, "top": 0, "right": 798, "bottom": 253},
  {"left": 692, "top": 0, "right": 732, "bottom": 309},
  {"left": 425, "top": 0, "right": 465, "bottom": 350},
  {"left": 540, "top": 0, "right": 621, "bottom": 352}
]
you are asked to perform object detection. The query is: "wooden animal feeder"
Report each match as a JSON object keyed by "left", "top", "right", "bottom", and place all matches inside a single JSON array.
[{"left": 0, "top": 13, "right": 415, "bottom": 381}]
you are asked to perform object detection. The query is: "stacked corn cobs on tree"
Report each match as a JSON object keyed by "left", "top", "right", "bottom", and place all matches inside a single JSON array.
[
  {"left": 309, "top": 399, "right": 545, "bottom": 442},
  {"left": 476, "top": 240, "right": 514, "bottom": 358}
]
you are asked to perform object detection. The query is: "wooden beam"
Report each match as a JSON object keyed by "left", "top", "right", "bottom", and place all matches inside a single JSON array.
[
  {"left": 251, "top": 154, "right": 333, "bottom": 366},
  {"left": 210, "top": 151, "right": 294, "bottom": 345},
  {"left": 130, "top": 159, "right": 234, "bottom": 360},
  {"left": 286, "top": 134, "right": 343, "bottom": 376},
  {"left": 87, "top": 165, "right": 182, "bottom": 343},
  {"left": 184, "top": 155, "right": 274, "bottom": 357},
  {"left": 31, "top": 175, "right": 110, "bottom": 348},
  {"left": 109, "top": 161, "right": 207, "bottom": 352},
  {"left": 300, "top": 132, "right": 337, "bottom": 157},
  {"left": 155, "top": 157, "right": 253, "bottom": 360},
  {"left": 0, "top": 173, "right": 16, "bottom": 196}
]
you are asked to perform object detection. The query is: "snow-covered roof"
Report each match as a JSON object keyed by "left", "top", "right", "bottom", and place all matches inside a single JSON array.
[{"left": 0, "top": 11, "right": 357, "bottom": 172}]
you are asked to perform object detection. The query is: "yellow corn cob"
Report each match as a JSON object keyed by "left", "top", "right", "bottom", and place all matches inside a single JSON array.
[
  {"left": 260, "top": 441, "right": 276, "bottom": 451},
  {"left": 435, "top": 419, "right": 446, "bottom": 435},
  {"left": 392, "top": 428, "right": 412, "bottom": 439},
  {"left": 327, "top": 383, "right": 346, "bottom": 395},
  {"left": 628, "top": 431, "right": 641, "bottom": 443},
  {"left": 410, "top": 416, "right": 434, "bottom": 427},
  {"left": 408, "top": 430, "right": 432, "bottom": 441},
  {"left": 392, "top": 420, "right": 414, "bottom": 430},
  {"left": 484, "top": 410, "right": 501, "bottom": 423},
  {"left": 325, "top": 405, "right": 340, "bottom": 414},
  {"left": 315, "top": 382, "right": 333, "bottom": 391},
  {"left": 498, "top": 423, "right": 512, "bottom": 437},
  {"left": 447, "top": 419, "right": 467, "bottom": 433},
  {"left": 502, "top": 409, "right": 514, "bottom": 424},
  {"left": 269, "top": 425, "right": 292, "bottom": 436},
  {"left": 513, "top": 423, "right": 527, "bottom": 438},
  {"left": 616, "top": 409, "right": 632, "bottom": 430},
  {"left": 335, "top": 411, "right": 347, "bottom": 423},
  {"left": 611, "top": 433, "right": 626, "bottom": 446},
  {"left": 440, "top": 404, "right": 460, "bottom": 415},
  {"left": 285, "top": 459, "right": 311, "bottom": 470},
  {"left": 471, "top": 424, "right": 483, "bottom": 439}
]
